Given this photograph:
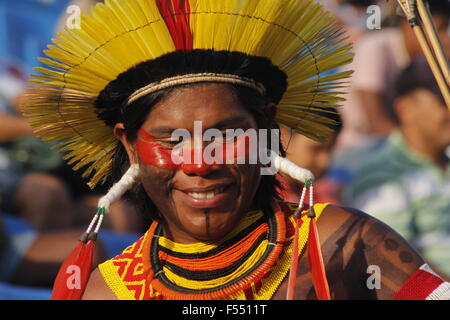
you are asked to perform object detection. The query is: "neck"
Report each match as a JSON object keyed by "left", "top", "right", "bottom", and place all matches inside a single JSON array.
[
  {"left": 160, "top": 205, "right": 261, "bottom": 245},
  {"left": 278, "top": 173, "right": 303, "bottom": 202},
  {"left": 400, "top": 128, "right": 448, "bottom": 170},
  {"left": 280, "top": 172, "right": 301, "bottom": 192}
]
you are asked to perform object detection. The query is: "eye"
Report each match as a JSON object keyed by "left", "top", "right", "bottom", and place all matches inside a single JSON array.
[
  {"left": 158, "top": 138, "right": 183, "bottom": 148},
  {"left": 217, "top": 130, "right": 240, "bottom": 144}
]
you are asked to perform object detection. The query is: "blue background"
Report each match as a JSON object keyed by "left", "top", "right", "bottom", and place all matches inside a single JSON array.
[{"left": 0, "top": 0, "right": 70, "bottom": 74}]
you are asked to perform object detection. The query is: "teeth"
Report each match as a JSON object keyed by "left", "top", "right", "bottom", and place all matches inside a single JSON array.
[
  {"left": 187, "top": 187, "right": 226, "bottom": 199},
  {"left": 189, "top": 192, "right": 205, "bottom": 199}
]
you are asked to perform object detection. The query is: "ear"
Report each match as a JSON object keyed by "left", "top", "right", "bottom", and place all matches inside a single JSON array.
[
  {"left": 394, "top": 95, "right": 415, "bottom": 126},
  {"left": 114, "top": 123, "right": 138, "bottom": 164},
  {"left": 278, "top": 125, "right": 294, "bottom": 151}
]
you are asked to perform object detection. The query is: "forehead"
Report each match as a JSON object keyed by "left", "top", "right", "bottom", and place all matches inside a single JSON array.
[
  {"left": 433, "top": 14, "right": 450, "bottom": 30},
  {"left": 412, "top": 89, "right": 446, "bottom": 107},
  {"left": 142, "top": 83, "right": 256, "bottom": 132}
]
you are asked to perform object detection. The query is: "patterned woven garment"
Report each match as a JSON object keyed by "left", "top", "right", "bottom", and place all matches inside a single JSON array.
[{"left": 99, "top": 202, "right": 330, "bottom": 300}]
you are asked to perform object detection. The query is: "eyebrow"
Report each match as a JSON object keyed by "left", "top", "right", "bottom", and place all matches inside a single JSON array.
[
  {"left": 208, "top": 115, "right": 251, "bottom": 130},
  {"left": 148, "top": 115, "right": 252, "bottom": 136},
  {"left": 148, "top": 127, "right": 177, "bottom": 136}
]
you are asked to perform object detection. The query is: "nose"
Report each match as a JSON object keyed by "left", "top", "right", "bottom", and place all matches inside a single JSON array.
[
  {"left": 181, "top": 162, "right": 218, "bottom": 175},
  {"left": 180, "top": 148, "right": 221, "bottom": 176}
]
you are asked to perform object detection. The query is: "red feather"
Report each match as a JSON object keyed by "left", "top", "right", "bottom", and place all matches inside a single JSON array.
[
  {"left": 157, "top": 0, "right": 193, "bottom": 50},
  {"left": 307, "top": 218, "right": 331, "bottom": 300},
  {"left": 286, "top": 217, "right": 302, "bottom": 300},
  {"left": 50, "top": 239, "right": 95, "bottom": 300}
]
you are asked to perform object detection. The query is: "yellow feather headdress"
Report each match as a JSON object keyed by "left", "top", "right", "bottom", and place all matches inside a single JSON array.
[{"left": 22, "top": 0, "right": 354, "bottom": 188}]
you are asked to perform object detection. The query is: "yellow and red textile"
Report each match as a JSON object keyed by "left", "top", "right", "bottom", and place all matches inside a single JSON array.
[{"left": 99, "top": 201, "right": 330, "bottom": 300}]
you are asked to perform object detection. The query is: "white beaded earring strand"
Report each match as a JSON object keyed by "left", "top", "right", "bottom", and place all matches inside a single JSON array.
[{"left": 84, "top": 164, "right": 140, "bottom": 238}]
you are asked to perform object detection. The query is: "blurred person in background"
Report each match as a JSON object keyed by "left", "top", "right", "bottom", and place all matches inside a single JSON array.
[
  {"left": 0, "top": 209, "right": 141, "bottom": 299},
  {"left": 336, "top": 0, "right": 450, "bottom": 151},
  {"left": 329, "top": 0, "right": 450, "bottom": 206},
  {"left": 277, "top": 111, "right": 343, "bottom": 204},
  {"left": 312, "top": 0, "right": 388, "bottom": 203},
  {"left": 0, "top": 0, "right": 152, "bottom": 300},
  {"left": 0, "top": 58, "right": 76, "bottom": 232},
  {"left": 0, "top": 61, "right": 143, "bottom": 298},
  {"left": 0, "top": 0, "right": 147, "bottom": 235},
  {"left": 344, "top": 56, "right": 450, "bottom": 278},
  {"left": 0, "top": 4, "right": 146, "bottom": 300},
  {"left": 34, "top": 0, "right": 147, "bottom": 235},
  {"left": 317, "top": 0, "right": 386, "bottom": 43}
]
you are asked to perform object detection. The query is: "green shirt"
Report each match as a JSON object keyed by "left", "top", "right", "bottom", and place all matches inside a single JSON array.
[{"left": 345, "top": 131, "right": 450, "bottom": 276}]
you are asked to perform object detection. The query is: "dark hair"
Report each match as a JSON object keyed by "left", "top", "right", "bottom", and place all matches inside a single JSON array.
[
  {"left": 328, "top": 110, "right": 343, "bottom": 135},
  {"left": 342, "top": 0, "right": 377, "bottom": 8},
  {"left": 95, "top": 50, "right": 287, "bottom": 221},
  {"left": 311, "top": 108, "right": 343, "bottom": 137},
  {"left": 395, "top": 55, "right": 442, "bottom": 101},
  {"left": 428, "top": 0, "right": 450, "bottom": 17}
]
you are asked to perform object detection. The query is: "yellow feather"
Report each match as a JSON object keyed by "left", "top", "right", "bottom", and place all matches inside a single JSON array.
[{"left": 23, "top": 0, "right": 353, "bottom": 187}]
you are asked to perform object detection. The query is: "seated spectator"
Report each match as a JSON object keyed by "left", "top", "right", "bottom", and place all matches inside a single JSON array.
[
  {"left": 277, "top": 111, "right": 343, "bottom": 204},
  {"left": 0, "top": 60, "right": 145, "bottom": 298},
  {"left": 0, "top": 58, "right": 146, "bottom": 234},
  {"left": 0, "top": 212, "right": 140, "bottom": 299},
  {"left": 336, "top": 0, "right": 450, "bottom": 150},
  {"left": 0, "top": 59, "right": 77, "bottom": 232},
  {"left": 344, "top": 56, "right": 450, "bottom": 277}
]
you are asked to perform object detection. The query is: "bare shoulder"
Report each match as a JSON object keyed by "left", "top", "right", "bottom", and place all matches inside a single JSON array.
[
  {"left": 319, "top": 205, "right": 422, "bottom": 259},
  {"left": 82, "top": 268, "right": 117, "bottom": 300},
  {"left": 317, "top": 205, "right": 424, "bottom": 299}
]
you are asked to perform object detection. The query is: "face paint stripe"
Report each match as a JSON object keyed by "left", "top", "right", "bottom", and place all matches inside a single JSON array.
[{"left": 137, "top": 128, "right": 255, "bottom": 171}]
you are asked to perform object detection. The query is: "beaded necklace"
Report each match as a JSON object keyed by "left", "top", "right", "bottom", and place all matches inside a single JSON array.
[
  {"left": 98, "top": 201, "right": 329, "bottom": 300},
  {"left": 141, "top": 201, "right": 286, "bottom": 300}
]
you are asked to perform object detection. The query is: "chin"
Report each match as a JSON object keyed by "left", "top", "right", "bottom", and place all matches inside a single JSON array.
[{"left": 181, "top": 208, "right": 241, "bottom": 242}]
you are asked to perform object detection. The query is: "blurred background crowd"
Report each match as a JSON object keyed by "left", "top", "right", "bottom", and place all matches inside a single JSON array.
[{"left": 1, "top": 0, "right": 450, "bottom": 299}]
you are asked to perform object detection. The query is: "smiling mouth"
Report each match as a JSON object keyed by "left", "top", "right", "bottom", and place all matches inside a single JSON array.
[
  {"left": 186, "top": 185, "right": 228, "bottom": 199},
  {"left": 174, "top": 183, "right": 235, "bottom": 207}
]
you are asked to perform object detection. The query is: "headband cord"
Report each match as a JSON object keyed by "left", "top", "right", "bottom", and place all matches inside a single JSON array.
[{"left": 127, "top": 73, "right": 267, "bottom": 105}]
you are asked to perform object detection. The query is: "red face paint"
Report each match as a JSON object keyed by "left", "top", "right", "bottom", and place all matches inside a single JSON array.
[
  {"left": 208, "top": 134, "right": 252, "bottom": 164},
  {"left": 136, "top": 127, "right": 255, "bottom": 173},
  {"left": 136, "top": 128, "right": 181, "bottom": 170}
]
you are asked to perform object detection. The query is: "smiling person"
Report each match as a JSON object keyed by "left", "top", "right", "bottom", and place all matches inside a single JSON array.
[{"left": 23, "top": 0, "right": 450, "bottom": 300}]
